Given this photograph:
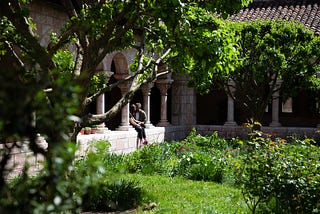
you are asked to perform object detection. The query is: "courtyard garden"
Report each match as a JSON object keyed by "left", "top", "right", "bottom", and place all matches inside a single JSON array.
[
  {"left": 70, "top": 128, "right": 320, "bottom": 213},
  {"left": 6, "top": 128, "right": 319, "bottom": 213}
]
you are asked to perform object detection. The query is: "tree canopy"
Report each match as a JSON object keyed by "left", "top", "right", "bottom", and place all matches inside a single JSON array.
[
  {"left": 0, "top": 0, "right": 251, "bottom": 212},
  {"left": 187, "top": 20, "right": 320, "bottom": 122},
  {"left": 227, "top": 21, "right": 320, "bottom": 122}
]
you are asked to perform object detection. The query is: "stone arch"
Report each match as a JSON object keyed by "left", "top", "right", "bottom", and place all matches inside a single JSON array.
[
  {"left": 112, "top": 52, "right": 129, "bottom": 78},
  {"left": 102, "top": 52, "right": 130, "bottom": 130}
]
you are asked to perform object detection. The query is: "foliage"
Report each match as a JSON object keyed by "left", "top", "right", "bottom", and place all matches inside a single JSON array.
[
  {"left": 185, "top": 128, "right": 229, "bottom": 150},
  {"left": 103, "top": 129, "right": 236, "bottom": 185},
  {"left": 189, "top": 20, "right": 320, "bottom": 122},
  {"left": 236, "top": 136, "right": 320, "bottom": 213},
  {"left": 69, "top": 140, "right": 144, "bottom": 212},
  {"left": 88, "top": 73, "right": 108, "bottom": 95},
  {"left": 124, "top": 144, "right": 167, "bottom": 175},
  {"left": 171, "top": 9, "right": 242, "bottom": 94},
  {"left": 89, "top": 130, "right": 320, "bottom": 213},
  {"left": 0, "top": 143, "right": 80, "bottom": 214},
  {"left": 226, "top": 21, "right": 320, "bottom": 122},
  {"left": 81, "top": 178, "right": 143, "bottom": 212},
  {"left": 0, "top": 0, "right": 251, "bottom": 211}
]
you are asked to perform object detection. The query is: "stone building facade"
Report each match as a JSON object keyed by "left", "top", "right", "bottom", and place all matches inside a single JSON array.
[{"left": 29, "top": 0, "right": 320, "bottom": 140}]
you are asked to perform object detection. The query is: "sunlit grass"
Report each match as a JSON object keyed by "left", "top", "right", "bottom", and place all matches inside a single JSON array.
[{"left": 122, "top": 173, "right": 249, "bottom": 214}]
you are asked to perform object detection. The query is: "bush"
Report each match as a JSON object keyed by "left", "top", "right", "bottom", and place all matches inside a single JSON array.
[
  {"left": 71, "top": 140, "right": 144, "bottom": 212},
  {"left": 84, "top": 131, "right": 320, "bottom": 213},
  {"left": 236, "top": 136, "right": 320, "bottom": 213},
  {"left": 0, "top": 143, "right": 81, "bottom": 214},
  {"left": 81, "top": 178, "right": 143, "bottom": 212},
  {"left": 124, "top": 144, "right": 169, "bottom": 174},
  {"left": 120, "top": 130, "right": 235, "bottom": 184},
  {"left": 185, "top": 128, "right": 229, "bottom": 151}
]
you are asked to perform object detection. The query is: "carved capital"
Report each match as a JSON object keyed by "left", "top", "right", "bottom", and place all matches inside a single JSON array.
[
  {"left": 156, "top": 79, "right": 173, "bottom": 95},
  {"left": 141, "top": 82, "right": 154, "bottom": 95}
]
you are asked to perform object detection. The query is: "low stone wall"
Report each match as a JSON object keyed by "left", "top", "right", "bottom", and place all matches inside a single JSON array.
[
  {"left": 3, "top": 125, "right": 319, "bottom": 179},
  {"left": 195, "top": 125, "right": 319, "bottom": 140},
  {"left": 3, "top": 126, "right": 189, "bottom": 178},
  {"left": 77, "top": 125, "right": 190, "bottom": 155},
  {"left": 1, "top": 137, "right": 47, "bottom": 179}
]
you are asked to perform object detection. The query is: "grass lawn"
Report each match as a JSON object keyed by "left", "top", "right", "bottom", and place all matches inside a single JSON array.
[{"left": 123, "top": 173, "right": 249, "bottom": 214}]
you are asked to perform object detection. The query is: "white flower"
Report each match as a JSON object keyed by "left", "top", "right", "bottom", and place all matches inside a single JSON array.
[{"left": 54, "top": 196, "right": 62, "bottom": 205}]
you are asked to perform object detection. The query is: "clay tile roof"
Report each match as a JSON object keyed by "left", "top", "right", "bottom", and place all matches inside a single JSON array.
[{"left": 230, "top": 0, "right": 320, "bottom": 35}]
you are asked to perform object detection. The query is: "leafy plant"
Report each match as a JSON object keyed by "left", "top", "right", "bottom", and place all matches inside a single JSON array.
[
  {"left": 81, "top": 178, "right": 143, "bottom": 212},
  {"left": 236, "top": 135, "right": 320, "bottom": 213}
]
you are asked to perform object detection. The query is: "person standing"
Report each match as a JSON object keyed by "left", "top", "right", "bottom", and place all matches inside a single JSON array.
[{"left": 129, "top": 104, "right": 148, "bottom": 146}]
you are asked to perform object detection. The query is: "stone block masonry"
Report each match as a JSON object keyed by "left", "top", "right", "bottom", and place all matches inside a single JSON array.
[{"left": 3, "top": 125, "right": 318, "bottom": 179}]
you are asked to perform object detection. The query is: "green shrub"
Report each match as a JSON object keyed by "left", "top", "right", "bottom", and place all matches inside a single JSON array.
[
  {"left": 120, "top": 130, "right": 238, "bottom": 184},
  {"left": 124, "top": 144, "right": 165, "bottom": 174},
  {"left": 237, "top": 136, "right": 320, "bottom": 213},
  {"left": 81, "top": 178, "right": 143, "bottom": 212},
  {"left": 173, "top": 149, "right": 226, "bottom": 183},
  {"left": 0, "top": 143, "right": 81, "bottom": 214},
  {"left": 71, "top": 140, "right": 144, "bottom": 212},
  {"left": 185, "top": 128, "right": 229, "bottom": 151}
]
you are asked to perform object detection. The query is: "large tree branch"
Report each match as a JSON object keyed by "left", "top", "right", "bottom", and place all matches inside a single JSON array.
[
  {"left": 4, "top": 41, "right": 25, "bottom": 68},
  {"left": 73, "top": 40, "right": 84, "bottom": 76},
  {"left": 80, "top": 73, "right": 142, "bottom": 127},
  {"left": 85, "top": 48, "right": 171, "bottom": 106},
  {"left": 47, "top": 27, "right": 76, "bottom": 56}
]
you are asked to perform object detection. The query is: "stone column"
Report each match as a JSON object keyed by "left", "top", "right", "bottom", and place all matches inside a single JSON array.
[
  {"left": 156, "top": 79, "right": 173, "bottom": 127},
  {"left": 224, "top": 80, "right": 237, "bottom": 126},
  {"left": 116, "top": 82, "right": 132, "bottom": 131},
  {"left": 269, "top": 80, "right": 283, "bottom": 127},
  {"left": 96, "top": 94, "right": 105, "bottom": 127},
  {"left": 141, "top": 82, "right": 154, "bottom": 128},
  {"left": 95, "top": 71, "right": 113, "bottom": 129}
]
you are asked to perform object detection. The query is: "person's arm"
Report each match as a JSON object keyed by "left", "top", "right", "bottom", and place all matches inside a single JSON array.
[{"left": 129, "top": 115, "right": 141, "bottom": 127}]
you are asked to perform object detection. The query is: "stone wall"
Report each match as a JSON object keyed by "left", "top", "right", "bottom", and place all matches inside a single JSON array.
[
  {"left": 3, "top": 126, "right": 189, "bottom": 179},
  {"left": 29, "top": 1, "right": 68, "bottom": 47},
  {"left": 1, "top": 136, "right": 47, "bottom": 179},
  {"left": 195, "top": 125, "right": 319, "bottom": 140},
  {"left": 4, "top": 125, "right": 319, "bottom": 179}
]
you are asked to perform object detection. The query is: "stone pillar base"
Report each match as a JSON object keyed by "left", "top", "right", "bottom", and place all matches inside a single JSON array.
[
  {"left": 157, "top": 120, "right": 170, "bottom": 127},
  {"left": 224, "top": 121, "right": 237, "bottom": 126},
  {"left": 269, "top": 122, "right": 281, "bottom": 127}
]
